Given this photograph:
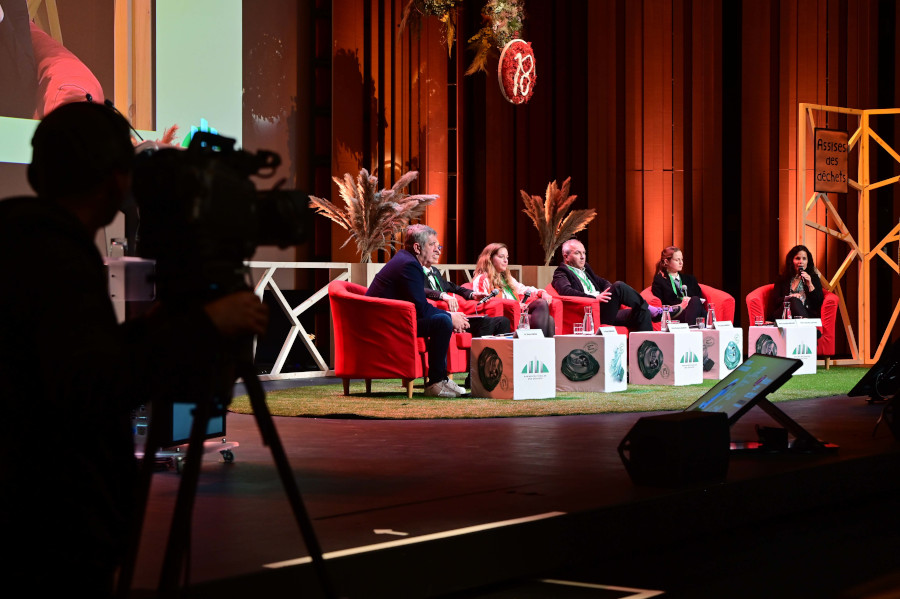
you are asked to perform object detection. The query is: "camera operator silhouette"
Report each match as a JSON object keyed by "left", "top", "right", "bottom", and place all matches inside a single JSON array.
[{"left": 0, "top": 100, "right": 268, "bottom": 597}]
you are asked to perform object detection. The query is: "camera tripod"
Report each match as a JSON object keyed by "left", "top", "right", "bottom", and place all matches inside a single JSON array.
[{"left": 117, "top": 352, "right": 339, "bottom": 599}]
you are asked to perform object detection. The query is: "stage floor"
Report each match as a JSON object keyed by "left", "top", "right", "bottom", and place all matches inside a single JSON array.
[{"left": 126, "top": 386, "right": 900, "bottom": 599}]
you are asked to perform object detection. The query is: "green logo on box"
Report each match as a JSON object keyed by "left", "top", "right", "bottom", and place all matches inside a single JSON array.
[
  {"left": 680, "top": 351, "right": 699, "bottom": 364},
  {"left": 792, "top": 343, "right": 813, "bottom": 357},
  {"left": 522, "top": 358, "right": 550, "bottom": 374}
]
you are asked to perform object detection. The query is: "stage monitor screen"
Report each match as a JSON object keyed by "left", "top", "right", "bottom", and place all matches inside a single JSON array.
[{"left": 684, "top": 354, "right": 802, "bottom": 425}]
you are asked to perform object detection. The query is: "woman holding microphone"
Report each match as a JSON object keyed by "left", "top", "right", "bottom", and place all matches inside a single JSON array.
[
  {"left": 766, "top": 244, "right": 824, "bottom": 322},
  {"left": 651, "top": 246, "right": 707, "bottom": 324}
]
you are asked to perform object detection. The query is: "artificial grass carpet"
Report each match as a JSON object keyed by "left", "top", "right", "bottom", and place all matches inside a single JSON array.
[{"left": 229, "top": 365, "right": 869, "bottom": 420}]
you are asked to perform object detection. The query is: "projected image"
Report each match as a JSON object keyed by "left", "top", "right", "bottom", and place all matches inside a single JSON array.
[{"left": 0, "top": 0, "right": 111, "bottom": 120}]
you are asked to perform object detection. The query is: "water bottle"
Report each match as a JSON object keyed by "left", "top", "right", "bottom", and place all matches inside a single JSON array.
[
  {"left": 518, "top": 309, "right": 530, "bottom": 330},
  {"left": 660, "top": 307, "right": 670, "bottom": 332},
  {"left": 582, "top": 306, "right": 594, "bottom": 335},
  {"left": 782, "top": 300, "right": 792, "bottom": 320},
  {"left": 705, "top": 303, "right": 716, "bottom": 328}
]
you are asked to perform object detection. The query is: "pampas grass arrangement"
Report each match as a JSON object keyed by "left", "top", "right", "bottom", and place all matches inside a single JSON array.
[
  {"left": 521, "top": 177, "right": 597, "bottom": 266},
  {"left": 309, "top": 169, "right": 438, "bottom": 263}
]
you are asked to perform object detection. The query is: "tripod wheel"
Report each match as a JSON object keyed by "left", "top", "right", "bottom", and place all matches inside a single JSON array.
[{"left": 220, "top": 449, "right": 235, "bottom": 463}]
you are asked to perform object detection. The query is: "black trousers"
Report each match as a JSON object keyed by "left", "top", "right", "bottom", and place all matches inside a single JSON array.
[
  {"left": 526, "top": 298, "right": 555, "bottom": 337},
  {"left": 599, "top": 282, "right": 653, "bottom": 332},
  {"left": 768, "top": 296, "right": 817, "bottom": 321},
  {"left": 468, "top": 315, "right": 511, "bottom": 338},
  {"left": 679, "top": 296, "right": 707, "bottom": 325}
]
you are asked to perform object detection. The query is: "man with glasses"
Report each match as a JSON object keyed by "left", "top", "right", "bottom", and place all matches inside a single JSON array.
[{"left": 366, "top": 224, "right": 469, "bottom": 397}]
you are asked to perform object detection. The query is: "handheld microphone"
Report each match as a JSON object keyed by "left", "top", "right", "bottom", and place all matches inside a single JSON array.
[
  {"left": 477, "top": 288, "right": 499, "bottom": 306},
  {"left": 522, "top": 290, "right": 532, "bottom": 302}
]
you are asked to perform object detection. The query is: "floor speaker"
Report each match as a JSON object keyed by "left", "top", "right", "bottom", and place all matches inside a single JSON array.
[{"left": 618, "top": 411, "right": 730, "bottom": 487}]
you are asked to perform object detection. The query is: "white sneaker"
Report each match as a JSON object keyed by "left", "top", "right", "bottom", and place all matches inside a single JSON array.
[
  {"left": 446, "top": 378, "right": 466, "bottom": 394},
  {"left": 424, "top": 380, "right": 463, "bottom": 398}
]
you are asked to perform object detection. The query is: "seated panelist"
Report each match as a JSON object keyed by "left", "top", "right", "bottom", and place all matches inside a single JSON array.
[
  {"left": 472, "top": 242, "right": 555, "bottom": 337},
  {"left": 365, "top": 224, "right": 468, "bottom": 398},
  {"left": 552, "top": 239, "right": 656, "bottom": 332},
  {"left": 766, "top": 244, "right": 824, "bottom": 323},
  {"left": 423, "top": 243, "right": 511, "bottom": 337},
  {"left": 651, "top": 246, "right": 707, "bottom": 324}
]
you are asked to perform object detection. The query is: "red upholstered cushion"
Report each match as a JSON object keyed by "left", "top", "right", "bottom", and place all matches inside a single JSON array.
[{"left": 329, "top": 280, "right": 420, "bottom": 380}]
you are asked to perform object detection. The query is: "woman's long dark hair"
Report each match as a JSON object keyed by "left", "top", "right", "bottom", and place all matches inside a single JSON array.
[{"left": 777, "top": 244, "right": 816, "bottom": 283}]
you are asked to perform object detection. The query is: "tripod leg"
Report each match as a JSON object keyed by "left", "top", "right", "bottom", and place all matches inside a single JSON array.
[
  {"left": 238, "top": 364, "right": 340, "bottom": 599},
  {"left": 116, "top": 402, "right": 169, "bottom": 599},
  {"left": 157, "top": 394, "right": 218, "bottom": 595}
]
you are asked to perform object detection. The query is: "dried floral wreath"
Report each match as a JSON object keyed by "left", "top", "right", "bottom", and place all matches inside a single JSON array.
[{"left": 465, "top": 0, "right": 525, "bottom": 75}]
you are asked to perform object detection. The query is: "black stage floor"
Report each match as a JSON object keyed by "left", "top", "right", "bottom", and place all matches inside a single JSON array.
[{"left": 125, "top": 380, "right": 900, "bottom": 599}]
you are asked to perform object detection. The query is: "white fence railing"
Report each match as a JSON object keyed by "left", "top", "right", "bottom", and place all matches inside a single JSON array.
[
  {"left": 247, "top": 261, "right": 351, "bottom": 380},
  {"left": 245, "top": 261, "right": 522, "bottom": 381}
]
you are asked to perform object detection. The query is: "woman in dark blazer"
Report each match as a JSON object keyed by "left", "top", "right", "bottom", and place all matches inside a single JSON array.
[
  {"left": 766, "top": 244, "right": 824, "bottom": 322},
  {"left": 651, "top": 246, "right": 707, "bottom": 324}
]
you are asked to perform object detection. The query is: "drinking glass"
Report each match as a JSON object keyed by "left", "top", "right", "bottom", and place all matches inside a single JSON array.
[
  {"left": 696, "top": 317, "right": 705, "bottom": 329},
  {"left": 573, "top": 323, "right": 584, "bottom": 335},
  {"left": 782, "top": 301, "right": 792, "bottom": 319},
  {"left": 582, "top": 306, "right": 594, "bottom": 335}
]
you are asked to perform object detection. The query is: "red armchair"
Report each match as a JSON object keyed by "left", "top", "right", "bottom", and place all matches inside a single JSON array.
[
  {"left": 329, "top": 280, "right": 471, "bottom": 397},
  {"left": 745, "top": 283, "right": 838, "bottom": 361},
  {"left": 640, "top": 284, "right": 736, "bottom": 331},
  {"left": 543, "top": 284, "right": 629, "bottom": 335}
]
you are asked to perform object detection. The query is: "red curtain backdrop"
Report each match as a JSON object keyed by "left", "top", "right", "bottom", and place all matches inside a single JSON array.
[{"left": 240, "top": 0, "right": 900, "bottom": 355}]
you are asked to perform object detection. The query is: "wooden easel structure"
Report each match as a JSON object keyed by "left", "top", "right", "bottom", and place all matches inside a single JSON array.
[
  {"left": 798, "top": 103, "right": 900, "bottom": 366},
  {"left": 112, "top": 0, "right": 153, "bottom": 130},
  {"left": 27, "top": 0, "right": 62, "bottom": 43}
]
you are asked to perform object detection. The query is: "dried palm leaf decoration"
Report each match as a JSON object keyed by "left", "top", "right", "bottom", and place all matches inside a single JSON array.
[
  {"left": 309, "top": 169, "right": 438, "bottom": 263},
  {"left": 520, "top": 177, "right": 596, "bottom": 266}
]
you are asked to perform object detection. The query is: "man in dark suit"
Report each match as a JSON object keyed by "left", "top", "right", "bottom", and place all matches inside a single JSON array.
[
  {"left": 423, "top": 244, "right": 511, "bottom": 338},
  {"left": 552, "top": 239, "right": 660, "bottom": 332},
  {"left": 366, "top": 224, "right": 469, "bottom": 397}
]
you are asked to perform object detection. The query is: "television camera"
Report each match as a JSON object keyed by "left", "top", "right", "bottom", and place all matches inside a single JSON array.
[
  {"left": 131, "top": 130, "right": 310, "bottom": 303},
  {"left": 120, "top": 133, "right": 337, "bottom": 597}
]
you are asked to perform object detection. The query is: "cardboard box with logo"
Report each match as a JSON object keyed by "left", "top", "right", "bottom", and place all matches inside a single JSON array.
[
  {"left": 555, "top": 332, "right": 627, "bottom": 393},
  {"left": 700, "top": 324, "right": 744, "bottom": 380},
  {"left": 471, "top": 336, "right": 557, "bottom": 399},
  {"left": 748, "top": 322, "right": 817, "bottom": 374},
  {"left": 628, "top": 330, "right": 704, "bottom": 386}
]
